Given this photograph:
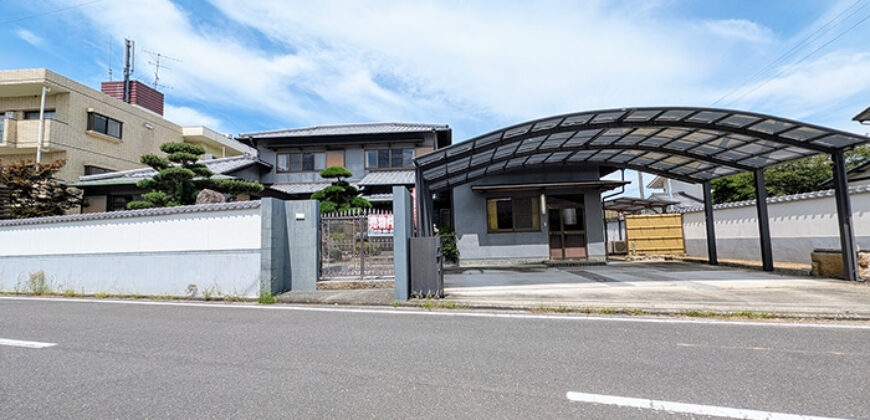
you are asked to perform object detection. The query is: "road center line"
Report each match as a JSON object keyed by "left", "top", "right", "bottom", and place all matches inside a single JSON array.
[
  {"left": 0, "top": 338, "right": 57, "bottom": 349},
  {"left": 1, "top": 296, "right": 869, "bottom": 330},
  {"left": 566, "top": 391, "right": 849, "bottom": 420}
]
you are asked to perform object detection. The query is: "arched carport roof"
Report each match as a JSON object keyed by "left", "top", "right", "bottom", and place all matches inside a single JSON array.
[{"left": 415, "top": 107, "right": 870, "bottom": 192}]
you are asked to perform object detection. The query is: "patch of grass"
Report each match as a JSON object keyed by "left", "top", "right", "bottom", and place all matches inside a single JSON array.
[
  {"left": 685, "top": 310, "right": 717, "bottom": 318},
  {"left": 624, "top": 308, "right": 646, "bottom": 316},
  {"left": 257, "top": 292, "right": 277, "bottom": 304},
  {"left": 392, "top": 300, "right": 398, "bottom": 308},
  {"left": 223, "top": 295, "right": 244, "bottom": 303},
  {"left": 126, "top": 294, "right": 144, "bottom": 300},
  {"left": 151, "top": 295, "right": 177, "bottom": 301},
  {"left": 62, "top": 289, "right": 79, "bottom": 297},
  {"left": 728, "top": 310, "right": 775, "bottom": 319},
  {"left": 598, "top": 307, "right": 618, "bottom": 314},
  {"left": 94, "top": 292, "right": 111, "bottom": 298}
]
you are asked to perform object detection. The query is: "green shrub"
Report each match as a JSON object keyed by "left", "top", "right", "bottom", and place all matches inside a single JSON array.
[
  {"left": 328, "top": 248, "right": 343, "bottom": 262},
  {"left": 437, "top": 227, "right": 459, "bottom": 264}
]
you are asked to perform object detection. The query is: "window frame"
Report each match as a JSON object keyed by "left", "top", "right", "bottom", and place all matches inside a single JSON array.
[
  {"left": 485, "top": 195, "right": 541, "bottom": 233},
  {"left": 23, "top": 109, "right": 56, "bottom": 120},
  {"left": 87, "top": 112, "right": 123, "bottom": 139},
  {"left": 276, "top": 151, "right": 327, "bottom": 173},
  {"left": 365, "top": 147, "right": 415, "bottom": 170}
]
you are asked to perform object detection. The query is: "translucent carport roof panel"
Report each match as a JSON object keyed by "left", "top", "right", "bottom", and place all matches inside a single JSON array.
[{"left": 415, "top": 107, "right": 870, "bottom": 192}]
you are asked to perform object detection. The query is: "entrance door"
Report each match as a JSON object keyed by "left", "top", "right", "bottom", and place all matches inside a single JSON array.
[{"left": 547, "top": 195, "right": 587, "bottom": 260}]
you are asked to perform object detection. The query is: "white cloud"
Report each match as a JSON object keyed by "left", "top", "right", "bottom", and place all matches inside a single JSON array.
[
  {"left": 163, "top": 104, "right": 226, "bottom": 133},
  {"left": 54, "top": 0, "right": 870, "bottom": 139},
  {"left": 15, "top": 28, "right": 44, "bottom": 47},
  {"left": 702, "top": 19, "right": 775, "bottom": 44}
]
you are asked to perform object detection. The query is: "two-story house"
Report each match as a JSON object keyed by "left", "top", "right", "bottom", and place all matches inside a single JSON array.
[
  {"left": 0, "top": 68, "right": 254, "bottom": 184},
  {"left": 238, "top": 122, "right": 451, "bottom": 209}
]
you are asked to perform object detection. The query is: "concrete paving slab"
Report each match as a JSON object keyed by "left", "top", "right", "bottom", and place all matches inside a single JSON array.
[{"left": 444, "top": 261, "right": 870, "bottom": 318}]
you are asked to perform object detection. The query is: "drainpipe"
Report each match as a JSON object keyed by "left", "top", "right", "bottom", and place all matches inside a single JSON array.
[
  {"left": 602, "top": 169, "right": 627, "bottom": 259},
  {"left": 35, "top": 86, "right": 49, "bottom": 163}
]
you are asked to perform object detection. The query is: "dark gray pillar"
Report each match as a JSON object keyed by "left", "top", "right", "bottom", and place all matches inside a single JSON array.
[
  {"left": 285, "top": 200, "right": 320, "bottom": 291},
  {"left": 260, "top": 197, "right": 289, "bottom": 295},
  {"left": 393, "top": 186, "right": 413, "bottom": 301},
  {"left": 753, "top": 169, "right": 774, "bottom": 272},
  {"left": 703, "top": 181, "right": 718, "bottom": 265},
  {"left": 832, "top": 151, "right": 860, "bottom": 281},
  {"left": 414, "top": 166, "right": 434, "bottom": 237}
]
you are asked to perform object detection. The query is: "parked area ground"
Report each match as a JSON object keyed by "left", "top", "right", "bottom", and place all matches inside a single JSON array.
[
  {"left": 443, "top": 261, "right": 870, "bottom": 318},
  {"left": 2, "top": 297, "right": 869, "bottom": 419}
]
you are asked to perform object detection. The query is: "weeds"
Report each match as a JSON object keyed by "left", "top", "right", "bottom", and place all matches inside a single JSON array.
[
  {"left": 257, "top": 292, "right": 277, "bottom": 304},
  {"left": 21, "top": 271, "right": 53, "bottom": 295}
]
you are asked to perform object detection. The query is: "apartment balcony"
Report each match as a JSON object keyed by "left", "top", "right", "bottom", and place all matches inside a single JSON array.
[{"left": 0, "top": 118, "right": 66, "bottom": 155}]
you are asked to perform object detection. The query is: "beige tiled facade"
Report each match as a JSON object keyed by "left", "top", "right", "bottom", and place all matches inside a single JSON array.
[{"left": 0, "top": 69, "right": 252, "bottom": 183}]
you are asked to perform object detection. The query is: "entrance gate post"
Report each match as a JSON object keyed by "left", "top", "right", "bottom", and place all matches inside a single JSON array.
[{"left": 393, "top": 186, "right": 413, "bottom": 300}]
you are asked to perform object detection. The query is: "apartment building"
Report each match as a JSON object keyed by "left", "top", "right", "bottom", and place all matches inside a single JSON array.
[
  {"left": 238, "top": 122, "right": 451, "bottom": 209},
  {"left": 0, "top": 68, "right": 253, "bottom": 184}
]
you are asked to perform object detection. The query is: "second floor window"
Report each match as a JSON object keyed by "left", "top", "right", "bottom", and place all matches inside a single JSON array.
[
  {"left": 24, "top": 109, "right": 56, "bottom": 120},
  {"left": 87, "top": 112, "right": 122, "bottom": 139},
  {"left": 366, "top": 149, "right": 414, "bottom": 169},
  {"left": 277, "top": 152, "right": 326, "bottom": 172}
]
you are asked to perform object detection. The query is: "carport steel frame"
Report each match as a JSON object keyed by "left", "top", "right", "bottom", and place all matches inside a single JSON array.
[{"left": 414, "top": 107, "right": 870, "bottom": 281}]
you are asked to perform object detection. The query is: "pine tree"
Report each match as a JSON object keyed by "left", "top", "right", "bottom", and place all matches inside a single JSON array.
[
  {"left": 310, "top": 166, "right": 372, "bottom": 213},
  {"left": 127, "top": 142, "right": 263, "bottom": 209}
]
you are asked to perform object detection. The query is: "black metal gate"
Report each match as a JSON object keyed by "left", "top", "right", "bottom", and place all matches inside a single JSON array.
[{"left": 320, "top": 209, "right": 394, "bottom": 281}]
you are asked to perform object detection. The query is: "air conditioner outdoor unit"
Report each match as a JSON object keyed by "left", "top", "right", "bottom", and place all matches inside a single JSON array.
[{"left": 608, "top": 240, "right": 628, "bottom": 255}]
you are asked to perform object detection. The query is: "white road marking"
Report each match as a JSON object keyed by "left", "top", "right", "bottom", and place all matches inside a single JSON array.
[
  {"left": 566, "top": 391, "right": 850, "bottom": 420},
  {"left": 0, "top": 338, "right": 57, "bottom": 349},
  {"left": 1, "top": 296, "right": 869, "bottom": 330}
]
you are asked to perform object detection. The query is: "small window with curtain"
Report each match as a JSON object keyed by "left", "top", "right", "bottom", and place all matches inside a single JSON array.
[
  {"left": 365, "top": 148, "right": 415, "bottom": 169},
  {"left": 486, "top": 196, "right": 540, "bottom": 233},
  {"left": 277, "top": 151, "right": 326, "bottom": 172}
]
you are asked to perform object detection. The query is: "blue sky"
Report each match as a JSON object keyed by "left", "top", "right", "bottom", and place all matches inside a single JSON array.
[{"left": 2, "top": 0, "right": 870, "bottom": 196}]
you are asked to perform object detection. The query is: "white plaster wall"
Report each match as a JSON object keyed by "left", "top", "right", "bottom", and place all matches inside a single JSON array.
[
  {"left": 683, "top": 191, "right": 870, "bottom": 263},
  {"left": 0, "top": 207, "right": 263, "bottom": 297},
  {"left": 0, "top": 208, "right": 260, "bottom": 256}
]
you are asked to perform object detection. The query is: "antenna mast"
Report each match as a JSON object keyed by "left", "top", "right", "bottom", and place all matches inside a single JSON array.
[
  {"left": 122, "top": 38, "right": 134, "bottom": 103},
  {"left": 108, "top": 38, "right": 113, "bottom": 81},
  {"left": 144, "top": 49, "right": 181, "bottom": 90}
]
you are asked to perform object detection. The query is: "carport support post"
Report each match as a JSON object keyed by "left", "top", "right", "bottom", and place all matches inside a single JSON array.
[
  {"left": 414, "top": 166, "right": 434, "bottom": 237},
  {"left": 832, "top": 150, "right": 860, "bottom": 282},
  {"left": 753, "top": 169, "right": 774, "bottom": 272},
  {"left": 703, "top": 181, "right": 718, "bottom": 265}
]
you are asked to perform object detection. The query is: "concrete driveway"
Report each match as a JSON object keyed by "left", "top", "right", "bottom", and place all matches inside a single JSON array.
[{"left": 444, "top": 261, "right": 870, "bottom": 317}]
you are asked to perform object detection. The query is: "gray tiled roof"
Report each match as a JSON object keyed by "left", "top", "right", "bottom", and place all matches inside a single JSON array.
[
  {"left": 78, "top": 155, "right": 270, "bottom": 182},
  {"left": 0, "top": 201, "right": 261, "bottom": 227},
  {"left": 240, "top": 122, "right": 449, "bottom": 139},
  {"left": 269, "top": 183, "right": 335, "bottom": 195},
  {"left": 357, "top": 170, "right": 415, "bottom": 186},
  {"left": 675, "top": 184, "right": 870, "bottom": 213}
]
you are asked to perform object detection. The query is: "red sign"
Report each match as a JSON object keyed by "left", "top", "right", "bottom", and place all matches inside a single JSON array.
[{"left": 367, "top": 214, "right": 394, "bottom": 236}]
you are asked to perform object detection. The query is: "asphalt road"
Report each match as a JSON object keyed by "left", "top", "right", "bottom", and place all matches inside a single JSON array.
[{"left": 1, "top": 297, "right": 869, "bottom": 419}]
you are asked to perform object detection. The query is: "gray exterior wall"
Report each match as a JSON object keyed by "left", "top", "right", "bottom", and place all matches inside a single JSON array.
[
  {"left": 256, "top": 133, "right": 437, "bottom": 185},
  {"left": 452, "top": 167, "right": 607, "bottom": 264}
]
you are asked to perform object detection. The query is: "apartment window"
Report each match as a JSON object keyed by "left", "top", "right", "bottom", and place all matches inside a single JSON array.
[
  {"left": 365, "top": 149, "right": 414, "bottom": 169},
  {"left": 277, "top": 152, "right": 326, "bottom": 172},
  {"left": 24, "top": 109, "right": 56, "bottom": 120},
  {"left": 84, "top": 165, "right": 114, "bottom": 176},
  {"left": 486, "top": 196, "right": 540, "bottom": 233},
  {"left": 87, "top": 112, "right": 123, "bottom": 139}
]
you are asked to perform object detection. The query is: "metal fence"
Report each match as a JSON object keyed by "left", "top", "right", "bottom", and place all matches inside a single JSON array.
[{"left": 320, "top": 209, "right": 395, "bottom": 281}]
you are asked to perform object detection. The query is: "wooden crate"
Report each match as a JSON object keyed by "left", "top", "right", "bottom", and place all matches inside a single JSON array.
[{"left": 624, "top": 214, "right": 684, "bottom": 255}]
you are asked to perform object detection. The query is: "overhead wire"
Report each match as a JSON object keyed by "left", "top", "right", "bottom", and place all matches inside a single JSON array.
[{"left": 711, "top": 0, "right": 870, "bottom": 106}]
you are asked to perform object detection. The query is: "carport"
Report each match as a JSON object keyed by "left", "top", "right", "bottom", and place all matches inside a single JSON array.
[{"left": 412, "top": 107, "right": 870, "bottom": 282}]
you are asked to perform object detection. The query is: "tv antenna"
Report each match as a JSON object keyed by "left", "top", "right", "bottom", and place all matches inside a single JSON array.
[
  {"left": 107, "top": 37, "right": 113, "bottom": 81},
  {"left": 143, "top": 49, "right": 181, "bottom": 90}
]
